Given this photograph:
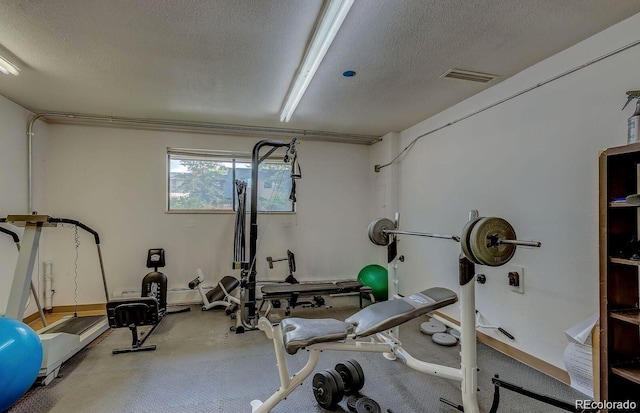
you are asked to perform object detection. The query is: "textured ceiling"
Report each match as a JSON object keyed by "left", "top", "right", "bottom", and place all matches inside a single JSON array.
[{"left": 0, "top": 1, "right": 639, "bottom": 137}]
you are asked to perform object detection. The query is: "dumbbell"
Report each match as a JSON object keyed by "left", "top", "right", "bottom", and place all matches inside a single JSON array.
[{"left": 312, "top": 359, "right": 366, "bottom": 410}]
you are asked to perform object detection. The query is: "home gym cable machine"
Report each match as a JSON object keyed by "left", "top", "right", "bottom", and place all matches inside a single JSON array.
[
  {"left": 233, "top": 138, "right": 300, "bottom": 333},
  {"left": 231, "top": 139, "right": 372, "bottom": 332}
]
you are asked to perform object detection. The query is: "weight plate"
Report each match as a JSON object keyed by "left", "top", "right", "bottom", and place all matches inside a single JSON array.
[
  {"left": 420, "top": 320, "right": 446, "bottom": 335},
  {"left": 355, "top": 397, "right": 381, "bottom": 413},
  {"left": 335, "top": 359, "right": 365, "bottom": 394},
  {"left": 312, "top": 370, "right": 343, "bottom": 410},
  {"left": 432, "top": 332, "right": 458, "bottom": 346},
  {"left": 469, "top": 217, "right": 516, "bottom": 267},
  {"left": 368, "top": 218, "right": 395, "bottom": 246},
  {"left": 449, "top": 328, "right": 461, "bottom": 340},
  {"left": 346, "top": 359, "right": 365, "bottom": 391},
  {"left": 460, "top": 217, "right": 482, "bottom": 264},
  {"left": 328, "top": 368, "right": 345, "bottom": 396},
  {"left": 347, "top": 395, "right": 359, "bottom": 412}
]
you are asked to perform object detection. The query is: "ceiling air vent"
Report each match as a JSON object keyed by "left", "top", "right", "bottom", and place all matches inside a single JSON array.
[{"left": 440, "top": 69, "right": 497, "bottom": 83}]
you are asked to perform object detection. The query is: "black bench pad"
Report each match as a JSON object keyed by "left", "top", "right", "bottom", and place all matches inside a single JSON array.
[
  {"left": 106, "top": 297, "right": 160, "bottom": 328},
  {"left": 261, "top": 280, "right": 366, "bottom": 299},
  {"left": 280, "top": 287, "right": 457, "bottom": 354},
  {"left": 280, "top": 318, "right": 353, "bottom": 355},
  {"left": 207, "top": 275, "right": 239, "bottom": 302},
  {"left": 346, "top": 287, "right": 457, "bottom": 337}
]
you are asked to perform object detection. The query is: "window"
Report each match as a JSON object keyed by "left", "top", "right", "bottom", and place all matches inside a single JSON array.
[{"left": 167, "top": 149, "right": 294, "bottom": 213}]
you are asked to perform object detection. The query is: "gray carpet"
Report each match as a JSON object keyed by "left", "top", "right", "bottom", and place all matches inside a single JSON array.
[{"left": 9, "top": 298, "right": 588, "bottom": 413}]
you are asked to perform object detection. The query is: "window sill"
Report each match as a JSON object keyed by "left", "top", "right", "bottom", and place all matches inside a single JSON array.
[{"left": 165, "top": 210, "right": 296, "bottom": 215}]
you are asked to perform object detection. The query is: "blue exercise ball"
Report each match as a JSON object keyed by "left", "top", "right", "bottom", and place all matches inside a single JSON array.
[
  {"left": 0, "top": 318, "right": 43, "bottom": 412},
  {"left": 357, "top": 264, "right": 388, "bottom": 301}
]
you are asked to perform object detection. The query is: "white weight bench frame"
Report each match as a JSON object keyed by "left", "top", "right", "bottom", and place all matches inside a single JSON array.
[{"left": 251, "top": 265, "right": 481, "bottom": 413}]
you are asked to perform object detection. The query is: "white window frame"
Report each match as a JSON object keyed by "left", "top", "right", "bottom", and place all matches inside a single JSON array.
[{"left": 166, "top": 148, "right": 295, "bottom": 214}]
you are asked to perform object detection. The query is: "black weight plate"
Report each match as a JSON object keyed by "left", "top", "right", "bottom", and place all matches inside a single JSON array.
[
  {"left": 336, "top": 360, "right": 364, "bottom": 394},
  {"left": 345, "top": 359, "right": 365, "bottom": 391},
  {"left": 469, "top": 217, "right": 516, "bottom": 267},
  {"left": 368, "top": 218, "right": 395, "bottom": 246},
  {"left": 355, "top": 397, "right": 381, "bottom": 413},
  {"left": 347, "top": 395, "right": 360, "bottom": 412},
  {"left": 460, "top": 217, "right": 482, "bottom": 264},
  {"left": 327, "top": 368, "right": 345, "bottom": 395},
  {"left": 312, "top": 370, "right": 343, "bottom": 410}
]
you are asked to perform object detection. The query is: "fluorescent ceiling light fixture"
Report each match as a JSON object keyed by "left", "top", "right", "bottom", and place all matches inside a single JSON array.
[
  {"left": 279, "top": 0, "right": 354, "bottom": 122},
  {"left": 0, "top": 55, "right": 19, "bottom": 75}
]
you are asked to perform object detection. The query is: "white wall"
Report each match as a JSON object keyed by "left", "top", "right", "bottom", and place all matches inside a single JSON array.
[
  {"left": 370, "top": 13, "right": 640, "bottom": 369},
  {"left": 38, "top": 125, "right": 378, "bottom": 305},
  {"left": 0, "top": 95, "right": 48, "bottom": 317}
]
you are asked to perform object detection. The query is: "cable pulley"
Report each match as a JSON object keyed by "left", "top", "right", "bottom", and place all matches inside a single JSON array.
[{"left": 368, "top": 215, "right": 541, "bottom": 267}]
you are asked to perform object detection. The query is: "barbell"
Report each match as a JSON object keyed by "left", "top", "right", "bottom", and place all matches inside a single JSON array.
[{"left": 368, "top": 216, "right": 540, "bottom": 267}]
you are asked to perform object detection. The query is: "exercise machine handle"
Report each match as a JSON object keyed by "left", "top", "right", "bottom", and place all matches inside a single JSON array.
[
  {"left": 49, "top": 217, "right": 109, "bottom": 302},
  {"left": 49, "top": 217, "right": 101, "bottom": 244},
  {"left": 0, "top": 226, "right": 20, "bottom": 243}
]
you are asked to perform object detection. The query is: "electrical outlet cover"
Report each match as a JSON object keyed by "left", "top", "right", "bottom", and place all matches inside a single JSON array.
[{"left": 508, "top": 265, "right": 524, "bottom": 294}]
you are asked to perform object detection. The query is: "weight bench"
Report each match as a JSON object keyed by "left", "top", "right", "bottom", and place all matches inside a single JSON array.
[
  {"left": 250, "top": 287, "right": 458, "bottom": 413},
  {"left": 259, "top": 280, "right": 374, "bottom": 316},
  {"left": 106, "top": 297, "right": 162, "bottom": 354}
]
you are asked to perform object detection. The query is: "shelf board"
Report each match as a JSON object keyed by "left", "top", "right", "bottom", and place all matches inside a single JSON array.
[
  {"left": 610, "top": 309, "right": 640, "bottom": 325},
  {"left": 610, "top": 257, "right": 640, "bottom": 266},
  {"left": 609, "top": 202, "right": 639, "bottom": 208},
  {"left": 611, "top": 366, "right": 640, "bottom": 384}
]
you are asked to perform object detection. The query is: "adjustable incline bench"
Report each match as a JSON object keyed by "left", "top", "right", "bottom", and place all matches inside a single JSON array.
[
  {"left": 251, "top": 212, "right": 542, "bottom": 413},
  {"left": 251, "top": 287, "right": 458, "bottom": 413}
]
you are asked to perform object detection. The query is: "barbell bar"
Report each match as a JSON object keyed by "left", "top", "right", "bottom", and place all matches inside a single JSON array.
[
  {"left": 498, "top": 239, "right": 541, "bottom": 247},
  {"left": 368, "top": 216, "right": 541, "bottom": 267},
  {"left": 385, "top": 229, "right": 460, "bottom": 242}
]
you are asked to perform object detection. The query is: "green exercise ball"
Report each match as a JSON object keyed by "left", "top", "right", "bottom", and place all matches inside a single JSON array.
[{"left": 357, "top": 264, "right": 388, "bottom": 301}]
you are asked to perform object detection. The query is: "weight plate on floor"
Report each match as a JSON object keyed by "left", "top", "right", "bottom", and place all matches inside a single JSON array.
[
  {"left": 469, "top": 217, "right": 516, "bottom": 267},
  {"left": 432, "top": 332, "right": 458, "bottom": 346},
  {"left": 336, "top": 359, "right": 365, "bottom": 394},
  {"left": 312, "top": 370, "right": 344, "bottom": 410},
  {"left": 355, "top": 397, "right": 381, "bottom": 413},
  {"left": 460, "top": 217, "right": 482, "bottom": 264},
  {"left": 368, "top": 218, "right": 395, "bottom": 246},
  {"left": 347, "top": 395, "right": 360, "bottom": 412},
  {"left": 420, "top": 320, "right": 446, "bottom": 335},
  {"left": 449, "top": 328, "right": 461, "bottom": 340}
]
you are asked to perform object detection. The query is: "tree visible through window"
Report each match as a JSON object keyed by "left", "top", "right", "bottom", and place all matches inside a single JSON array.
[{"left": 168, "top": 152, "right": 293, "bottom": 212}]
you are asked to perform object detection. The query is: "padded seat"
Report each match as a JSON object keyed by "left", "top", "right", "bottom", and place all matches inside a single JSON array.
[
  {"left": 280, "top": 287, "right": 457, "bottom": 354},
  {"left": 207, "top": 275, "right": 240, "bottom": 302},
  {"left": 107, "top": 296, "right": 160, "bottom": 328},
  {"left": 281, "top": 318, "right": 353, "bottom": 354},
  {"left": 346, "top": 287, "right": 457, "bottom": 337}
]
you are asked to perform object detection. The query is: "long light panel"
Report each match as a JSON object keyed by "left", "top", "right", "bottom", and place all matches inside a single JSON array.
[
  {"left": 0, "top": 55, "right": 20, "bottom": 75},
  {"left": 279, "top": 0, "right": 354, "bottom": 122}
]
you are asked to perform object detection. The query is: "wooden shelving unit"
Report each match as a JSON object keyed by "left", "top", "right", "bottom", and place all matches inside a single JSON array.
[
  {"left": 611, "top": 367, "right": 640, "bottom": 385},
  {"left": 610, "top": 309, "right": 640, "bottom": 325},
  {"left": 599, "top": 143, "right": 640, "bottom": 410},
  {"left": 609, "top": 257, "right": 640, "bottom": 266}
]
